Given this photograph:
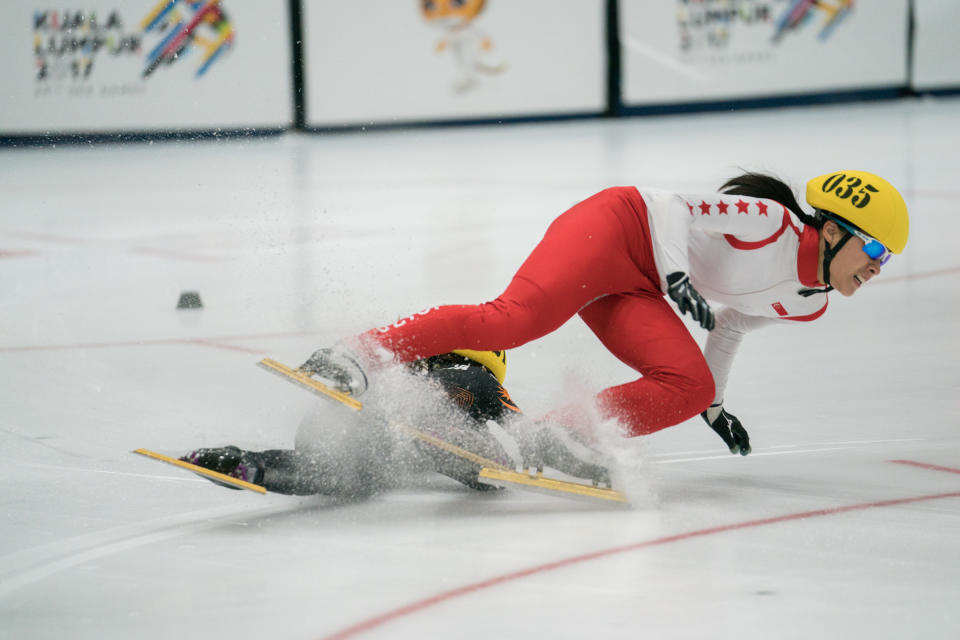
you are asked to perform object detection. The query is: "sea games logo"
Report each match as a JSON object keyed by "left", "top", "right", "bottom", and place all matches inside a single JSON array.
[
  {"left": 32, "top": 2, "right": 234, "bottom": 95},
  {"left": 771, "top": 0, "right": 853, "bottom": 42},
  {"left": 140, "top": 0, "right": 235, "bottom": 78},
  {"left": 676, "top": 0, "right": 853, "bottom": 58}
]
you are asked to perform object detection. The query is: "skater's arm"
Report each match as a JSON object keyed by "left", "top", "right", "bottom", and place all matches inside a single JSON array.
[
  {"left": 703, "top": 307, "right": 776, "bottom": 406},
  {"left": 701, "top": 307, "right": 776, "bottom": 455}
]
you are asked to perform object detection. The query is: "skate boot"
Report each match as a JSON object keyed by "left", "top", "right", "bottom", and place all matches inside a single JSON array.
[
  {"left": 512, "top": 421, "right": 612, "bottom": 487},
  {"left": 299, "top": 344, "right": 369, "bottom": 396},
  {"left": 180, "top": 446, "right": 265, "bottom": 490}
]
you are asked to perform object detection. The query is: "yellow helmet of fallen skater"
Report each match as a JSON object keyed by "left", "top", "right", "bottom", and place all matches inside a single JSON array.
[
  {"left": 452, "top": 349, "right": 507, "bottom": 384},
  {"left": 805, "top": 170, "right": 909, "bottom": 254}
]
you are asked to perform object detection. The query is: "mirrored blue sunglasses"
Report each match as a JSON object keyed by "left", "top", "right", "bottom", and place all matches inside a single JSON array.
[{"left": 829, "top": 217, "right": 892, "bottom": 265}]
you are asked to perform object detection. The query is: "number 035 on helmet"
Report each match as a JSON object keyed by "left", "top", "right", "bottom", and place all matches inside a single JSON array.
[{"left": 806, "top": 171, "right": 909, "bottom": 255}]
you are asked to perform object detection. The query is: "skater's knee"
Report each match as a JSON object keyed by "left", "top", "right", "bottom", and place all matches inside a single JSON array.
[
  {"left": 684, "top": 362, "right": 715, "bottom": 416},
  {"left": 603, "top": 363, "right": 714, "bottom": 436},
  {"left": 655, "top": 362, "right": 714, "bottom": 419}
]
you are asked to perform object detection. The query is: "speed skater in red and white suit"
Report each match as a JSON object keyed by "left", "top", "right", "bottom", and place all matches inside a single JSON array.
[{"left": 302, "top": 171, "right": 909, "bottom": 456}]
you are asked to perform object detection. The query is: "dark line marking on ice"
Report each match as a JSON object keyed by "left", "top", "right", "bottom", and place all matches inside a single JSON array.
[
  {"left": 874, "top": 265, "right": 960, "bottom": 285},
  {"left": 1, "top": 262, "right": 957, "bottom": 352},
  {"left": 190, "top": 339, "right": 263, "bottom": 355},
  {"left": 0, "top": 331, "right": 322, "bottom": 353},
  {"left": 317, "top": 490, "right": 960, "bottom": 640},
  {"left": 6, "top": 231, "right": 90, "bottom": 244},
  {"left": 132, "top": 246, "right": 227, "bottom": 262},
  {"left": 890, "top": 459, "right": 960, "bottom": 475}
]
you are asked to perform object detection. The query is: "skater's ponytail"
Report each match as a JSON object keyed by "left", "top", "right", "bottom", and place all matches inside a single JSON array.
[{"left": 720, "top": 172, "right": 820, "bottom": 229}]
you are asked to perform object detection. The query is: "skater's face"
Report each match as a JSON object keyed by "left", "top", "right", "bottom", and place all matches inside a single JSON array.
[{"left": 820, "top": 220, "right": 884, "bottom": 296}]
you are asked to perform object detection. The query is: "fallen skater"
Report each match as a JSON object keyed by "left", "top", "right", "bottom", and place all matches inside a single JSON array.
[{"left": 182, "top": 350, "right": 611, "bottom": 497}]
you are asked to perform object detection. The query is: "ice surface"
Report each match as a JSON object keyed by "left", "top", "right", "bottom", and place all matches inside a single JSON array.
[{"left": 1, "top": 98, "right": 959, "bottom": 639}]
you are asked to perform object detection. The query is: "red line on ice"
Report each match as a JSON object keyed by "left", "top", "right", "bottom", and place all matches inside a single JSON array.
[
  {"left": 0, "top": 250, "right": 36, "bottom": 259},
  {"left": 317, "top": 490, "right": 960, "bottom": 640},
  {"left": 890, "top": 459, "right": 960, "bottom": 475}
]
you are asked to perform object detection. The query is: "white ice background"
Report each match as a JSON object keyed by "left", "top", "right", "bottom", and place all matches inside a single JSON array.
[{"left": 1, "top": 97, "right": 959, "bottom": 639}]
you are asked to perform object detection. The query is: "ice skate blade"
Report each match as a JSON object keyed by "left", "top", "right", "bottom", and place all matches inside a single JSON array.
[
  {"left": 257, "top": 358, "right": 362, "bottom": 411},
  {"left": 393, "top": 422, "right": 512, "bottom": 470},
  {"left": 132, "top": 448, "right": 267, "bottom": 494},
  {"left": 396, "top": 423, "right": 626, "bottom": 504},
  {"left": 478, "top": 467, "right": 628, "bottom": 504}
]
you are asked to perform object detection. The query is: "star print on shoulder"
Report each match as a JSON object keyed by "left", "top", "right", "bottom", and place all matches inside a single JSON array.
[{"left": 687, "top": 198, "right": 769, "bottom": 217}]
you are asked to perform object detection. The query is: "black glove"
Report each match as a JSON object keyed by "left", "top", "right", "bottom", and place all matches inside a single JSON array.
[
  {"left": 701, "top": 405, "right": 751, "bottom": 455},
  {"left": 666, "top": 272, "right": 714, "bottom": 331}
]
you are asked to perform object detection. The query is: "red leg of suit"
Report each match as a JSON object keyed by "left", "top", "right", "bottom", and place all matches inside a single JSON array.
[
  {"left": 354, "top": 187, "right": 714, "bottom": 435},
  {"left": 578, "top": 292, "right": 715, "bottom": 436},
  {"left": 358, "top": 187, "right": 657, "bottom": 358}
]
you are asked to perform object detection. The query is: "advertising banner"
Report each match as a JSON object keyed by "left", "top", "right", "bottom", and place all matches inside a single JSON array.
[
  {"left": 619, "top": 0, "right": 909, "bottom": 106},
  {"left": 0, "top": 1, "right": 292, "bottom": 135},
  {"left": 912, "top": 0, "right": 960, "bottom": 91},
  {"left": 303, "top": 0, "right": 606, "bottom": 127}
]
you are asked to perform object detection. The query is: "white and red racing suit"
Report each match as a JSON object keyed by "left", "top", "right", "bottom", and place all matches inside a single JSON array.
[{"left": 353, "top": 186, "right": 827, "bottom": 436}]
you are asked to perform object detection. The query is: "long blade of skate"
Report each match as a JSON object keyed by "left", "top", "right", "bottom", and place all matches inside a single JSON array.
[
  {"left": 257, "top": 358, "right": 362, "bottom": 411},
  {"left": 395, "top": 423, "right": 627, "bottom": 504},
  {"left": 477, "top": 468, "right": 627, "bottom": 503},
  {"left": 392, "top": 423, "right": 511, "bottom": 470},
  {"left": 132, "top": 448, "right": 267, "bottom": 494}
]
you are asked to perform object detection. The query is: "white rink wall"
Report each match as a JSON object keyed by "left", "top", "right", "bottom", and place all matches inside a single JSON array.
[{"left": 2, "top": 0, "right": 959, "bottom": 138}]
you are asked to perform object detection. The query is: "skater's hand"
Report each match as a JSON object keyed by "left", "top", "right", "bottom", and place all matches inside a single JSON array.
[
  {"left": 701, "top": 404, "right": 751, "bottom": 455},
  {"left": 666, "top": 272, "right": 714, "bottom": 331}
]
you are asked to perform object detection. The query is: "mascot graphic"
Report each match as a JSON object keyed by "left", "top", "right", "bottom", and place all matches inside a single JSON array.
[{"left": 421, "top": 0, "right": 507, "bottom": 93}]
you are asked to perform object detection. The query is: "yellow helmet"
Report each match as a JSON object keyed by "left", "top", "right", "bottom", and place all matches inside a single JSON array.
[
  {"left": 452, "top": 349, "right": 506, "bottom": 384},
  {"left": 806, "top": 171, "right": 909, "bottom": 253}
]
